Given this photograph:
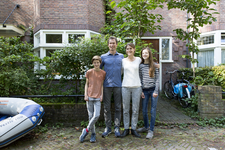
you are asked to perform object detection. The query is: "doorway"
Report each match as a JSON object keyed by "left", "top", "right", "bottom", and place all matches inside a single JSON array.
[{"left": 142, "top": 39, "right": 159, "bottom": 63}]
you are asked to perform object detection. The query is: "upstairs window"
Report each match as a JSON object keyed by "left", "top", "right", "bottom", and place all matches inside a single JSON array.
[
  {"left": 46, "top": 34, "right": 62, "bottom": 43},
  {"left": 221, "top": 33, "right": 225, "bottom": 44},
  {"left": 68, "top": 34, "right": 84, "bottom": 43},
  {"left": 197, "top": 35, "right": 214, "bottom": 45}
]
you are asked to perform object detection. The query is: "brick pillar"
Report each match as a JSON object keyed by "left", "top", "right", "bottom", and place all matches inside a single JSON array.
[{"left": 198, "top": 85, "right": 224, "bottom": 119}]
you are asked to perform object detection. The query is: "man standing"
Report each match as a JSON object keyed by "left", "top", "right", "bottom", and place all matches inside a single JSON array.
[{"left": 100, "top": 36, "right": 124, "bottom": 138}]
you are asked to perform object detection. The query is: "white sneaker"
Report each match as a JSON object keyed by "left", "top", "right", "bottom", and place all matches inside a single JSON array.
[{"left": 146, "top": 130, "right": 153, "bottom": 139}]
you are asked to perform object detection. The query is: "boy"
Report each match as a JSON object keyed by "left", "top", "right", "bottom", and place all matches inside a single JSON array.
[{"left": 79, "top": 55, "right": 106, "bottom": 143}]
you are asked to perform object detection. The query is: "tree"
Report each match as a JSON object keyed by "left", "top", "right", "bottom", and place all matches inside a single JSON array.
[
  {"left": 167, "top": 0, "right": 219, "bottom": 77},
  {"left": 101, "top": 0, "right": 164, "bottom": 55}
]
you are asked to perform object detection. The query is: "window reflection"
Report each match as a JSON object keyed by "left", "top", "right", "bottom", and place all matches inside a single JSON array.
[
  {"left": 162, "top": 39, "right": 169, "bottom": 60},
  {"left": 68, "top": 34, "right": 84, "bottom": 43}
]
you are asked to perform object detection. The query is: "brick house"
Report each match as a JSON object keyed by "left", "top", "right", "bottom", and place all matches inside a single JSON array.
[{"left": 0, "top": 0, "right": 224, "bottom": 91}]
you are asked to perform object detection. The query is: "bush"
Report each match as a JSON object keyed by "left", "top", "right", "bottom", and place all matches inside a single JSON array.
[
  {"left": 0, "top": 36, "right": 40, "bottom": 96},
  {"left": 178, "top": 65, "right": 225, "bottom": 90}
]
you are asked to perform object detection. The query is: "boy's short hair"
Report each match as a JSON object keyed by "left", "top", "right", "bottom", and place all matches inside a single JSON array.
[{"left": 92, "top": 55, "right": 102, "bottom": 63}]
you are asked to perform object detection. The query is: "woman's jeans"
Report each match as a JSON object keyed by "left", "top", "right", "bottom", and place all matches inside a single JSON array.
[
  {"left": 142, "top": 87, "right": 158, "bottom": 131},
  {"left": 122, "top": 87, "right": 142, "bottom": 130}
]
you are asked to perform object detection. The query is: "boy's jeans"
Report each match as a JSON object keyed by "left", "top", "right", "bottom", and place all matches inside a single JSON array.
[
  {"left": 142, "top": 87, "right": 158, "bottom": 131},
  {"left": 86, "top": 99, "right": 101, "bottom": 133}
]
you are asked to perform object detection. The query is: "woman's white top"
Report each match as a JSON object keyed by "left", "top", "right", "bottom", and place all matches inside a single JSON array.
[{"left": 122, "top": 57, "right": 142, "bottom": 88}]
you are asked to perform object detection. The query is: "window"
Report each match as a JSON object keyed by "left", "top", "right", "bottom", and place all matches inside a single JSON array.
[
  {"left": 222, "top": 50, "right": 225, "bottom": 64},
  {"left": 221, "top": 33, "right": 225, "bottom": 44},
  {"left": 68, "top": 34, "right": 84, "bottom": 43},
  {"left": 35, "top": 50, "right": 40, "bottom": 70},
  {"left": 46, "top": 49, "right": 58, "bottom": 57},
  {"left": 197, "top": 35, "right": 214, "bottom": 45},
  {"left": 46, "top": 34, "right": 62, "bottom": 43},
  {"left": 162, "top": 39, "right": 170, "bottom": 60},
  {"left": 197, "top": 50, "right": 214, "bottom": 67}
]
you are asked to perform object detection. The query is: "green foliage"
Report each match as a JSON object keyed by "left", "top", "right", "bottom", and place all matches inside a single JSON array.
[
  {"left": 178, "top": 65, "right": 225, "bottom": 90},
  {"left": 36, "top": 123, "right": 49, "bottom": 133},
  {"left": 168, "top": 0, "right": 219, "bottom": 77},
  {"left": 0, "top": 36, "right": 41, "bottom": 96},
  {"left": 101, "top": 0, "right": 164, "bottom": 39},
  {"left": 80, "top": 120, "right": 89, "bottom": 127},
  {"left": 137, "top": 120, "right": 145, "bottom": 127},
  {"left": 186, "top": 93, "right": 199, "bottom": 111},
  {"left": 197, "top": 117, "right": 225, "bottom": 128},
  {"left": 41, "top": 35, "right": 109, "bottom": 81}
]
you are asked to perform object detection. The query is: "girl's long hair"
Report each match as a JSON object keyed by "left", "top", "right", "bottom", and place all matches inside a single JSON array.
[{"left": 141, "top": 47, "right": 155, "bottom": 77}]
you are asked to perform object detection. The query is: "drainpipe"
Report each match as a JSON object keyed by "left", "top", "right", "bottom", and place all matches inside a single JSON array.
[
  {"left": 186, "top": 12, "right": 189, "bottom": 68},
  {"left": 2, "top": 4, "right": 20, "bottom": 27}
]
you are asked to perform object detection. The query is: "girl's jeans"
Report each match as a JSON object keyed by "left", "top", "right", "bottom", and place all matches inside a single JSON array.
[{"left": 142, "top": 87, "right": 158, "bottom": 131}]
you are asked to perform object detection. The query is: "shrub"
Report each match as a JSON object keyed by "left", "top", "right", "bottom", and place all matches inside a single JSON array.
[{"left": 0, "top": 36, "right": 40, "bottom": 96}]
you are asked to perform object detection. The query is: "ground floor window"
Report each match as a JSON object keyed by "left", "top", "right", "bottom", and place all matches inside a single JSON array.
[
  {"left": 222, "top": 49, "right": 225, "bottom": 64},
  {"left": 197, "top": 50, "right": 214, "bottom": 67}
]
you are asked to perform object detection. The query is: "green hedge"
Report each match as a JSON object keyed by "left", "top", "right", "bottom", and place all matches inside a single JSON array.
[{"left": 178, "top": 65, "right": 225, "bottom": 90}]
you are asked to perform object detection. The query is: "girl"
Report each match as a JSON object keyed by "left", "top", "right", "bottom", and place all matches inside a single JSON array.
[
  {"left": 137, "top": 47, "right": 159, "bottom": 139},
  {"left": 121, "top": 43, "right": 142, "bottom": 138}
]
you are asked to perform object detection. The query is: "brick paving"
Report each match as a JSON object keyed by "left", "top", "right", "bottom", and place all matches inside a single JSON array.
[
  {"left": 2, "top": 125, "right": 225, "bottom": 150},
  {"left": 157, "top": 97, "right": 196, "bottom": 124},
  {"left": 2, "top": 97, "right": 225, "bottom": 150}
]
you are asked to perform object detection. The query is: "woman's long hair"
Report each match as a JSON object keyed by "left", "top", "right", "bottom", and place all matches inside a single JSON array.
[{"left": 141, "top": 47, "right": 155, "bottom": 77}]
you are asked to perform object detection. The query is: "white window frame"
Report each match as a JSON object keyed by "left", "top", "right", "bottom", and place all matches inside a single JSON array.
[
  {"left": 33, "top": 30, "right": 100, "bottom": 79},
  {"left": 195, "top": 30, "right": 225, "bottom": 67}
]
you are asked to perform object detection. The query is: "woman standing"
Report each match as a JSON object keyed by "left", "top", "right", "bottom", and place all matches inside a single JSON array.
[
  {"left": 137, "top": 47, "right": 159, "bottom": 139},
  {"left": 121, "top": 43, "right": 142, "bottom": 138}
]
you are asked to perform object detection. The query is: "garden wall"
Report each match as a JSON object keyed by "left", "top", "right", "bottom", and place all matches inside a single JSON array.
[
  {"left": 198, "top": 85, "right": 225, "bottom": 119},
  {"left": 41, "top": 102, "right": 147, "bottom": 126}
]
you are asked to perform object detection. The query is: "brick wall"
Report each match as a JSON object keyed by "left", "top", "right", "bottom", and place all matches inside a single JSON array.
[
  {"left": 33, "top": 0, "right": 105, "bottom": 33},
  {"left": 0, "top": 0, "right": 34, "bottom": 41},
  {"left": 198, "top": 85, "right": 224, "bottom": 119},
  {"left": 41, "top": 102, "right": 148, "bottom": 126},
  {"left": 0, "top": 0, "right": 34, "bottom": 27}
]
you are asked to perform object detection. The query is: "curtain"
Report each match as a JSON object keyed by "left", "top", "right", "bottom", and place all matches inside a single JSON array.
[
  {"left": 197, "top": 50, "right": 214, "bottom": 67},
  {"left": 222, "top": 50, "right": 225, "bottom": 64}
]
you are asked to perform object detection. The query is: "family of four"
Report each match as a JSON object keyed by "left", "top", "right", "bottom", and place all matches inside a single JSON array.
[{"left": 79, "top": 36, "right": 159, "bottom": 143}]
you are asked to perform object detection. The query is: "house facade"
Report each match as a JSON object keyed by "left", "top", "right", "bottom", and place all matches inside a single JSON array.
[{"left": 0, "top": 0, "right": 224, "bottom": 90}]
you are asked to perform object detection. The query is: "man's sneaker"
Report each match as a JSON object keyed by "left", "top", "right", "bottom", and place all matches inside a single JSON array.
[
  {"left": 102, "top": 127, "right": 111, "bottom": 138},
  {"left": 137, "top": 127, "right": 149, "bottom": 133},
  {"left": 114, "top": 127, "right": 121, "bottom": 137},
  {"left": 79, "top": 128, "right": 89, "bottom": 143},
  {"left": 146, "top": 130, "right": 154, "bottom": 139},
  {"left": 90, "top": 133, "right": 96, "bottom": 143}
]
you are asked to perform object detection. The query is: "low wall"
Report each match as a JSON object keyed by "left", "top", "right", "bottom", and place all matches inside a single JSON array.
[
  {"left": 41, "top": 102, "right": 147, "bottom": 126},
  {"left": 198, "top": 85, "right": 225, "bottom": 119}
]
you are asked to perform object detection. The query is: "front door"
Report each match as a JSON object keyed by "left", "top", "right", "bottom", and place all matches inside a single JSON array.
[{"left": 142, "top": 39, "right": 159, "bottom": 63}]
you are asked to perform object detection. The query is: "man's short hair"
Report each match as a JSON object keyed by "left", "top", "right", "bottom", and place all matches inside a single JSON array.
[
  {"left": 107, "top": 36, "right": 118, "bottom": 45},
  {"left": 92, "top": 55, "right": 102, "bottom": 63}
]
